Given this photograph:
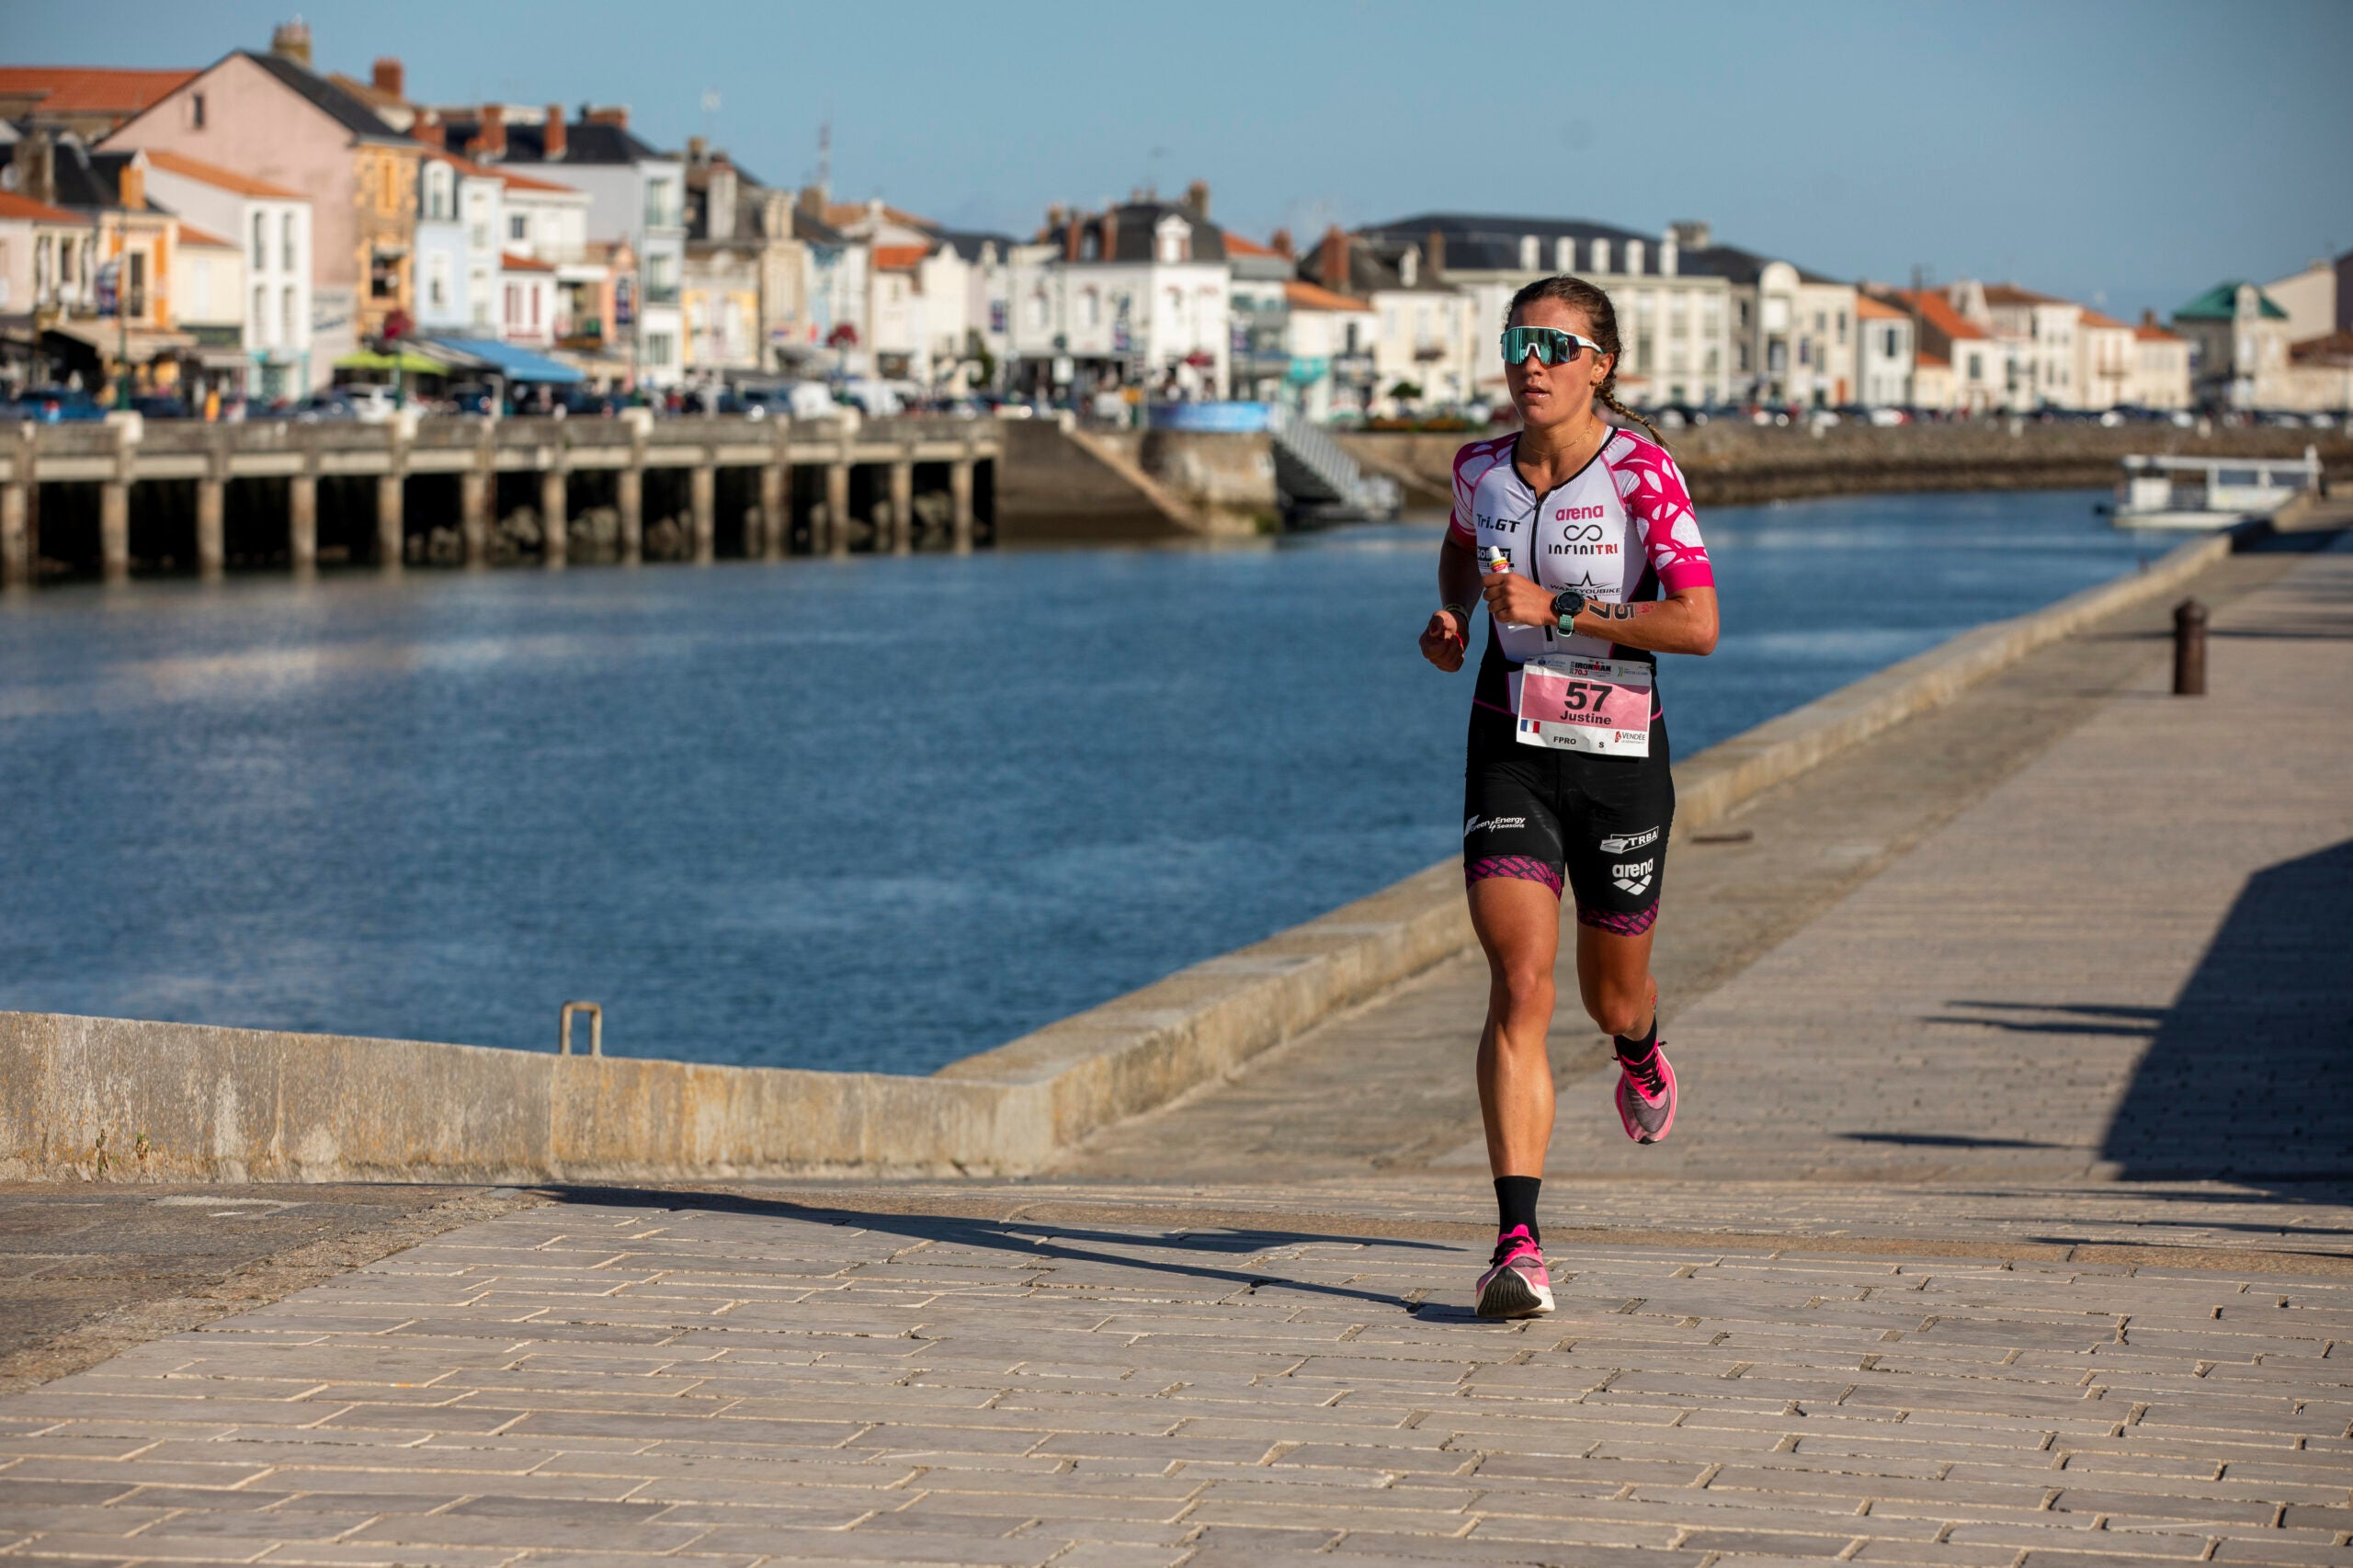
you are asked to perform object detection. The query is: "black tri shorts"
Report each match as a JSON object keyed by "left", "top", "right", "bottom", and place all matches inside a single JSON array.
[{"left": 1461, "top": 707, "right": 1676, "bottom": 934}]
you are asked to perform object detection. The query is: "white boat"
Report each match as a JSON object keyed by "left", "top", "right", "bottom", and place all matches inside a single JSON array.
[{"left": 2112, "top": 448, "right": 2321, "bottom": 530}]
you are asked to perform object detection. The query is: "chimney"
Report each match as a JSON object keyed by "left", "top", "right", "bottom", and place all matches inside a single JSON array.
[
  {"left": 269, "top": 18, "right": 313, "bottom": 68},
  {"left": 542, "top": 106, "right": 565, "bottom": 160},
  {"left": 473, "top": 103, "right": 506, "bottom": 160},
  {"left": 1063, "top": 216, "right": 1082, "bottom": 263},
  {"left": 798, "top": 184, "right": 824, "bottom": 216},
  {"left": 118, "top": 155, "right": 143, "bottom": 211},
  {"left": 708, "top": 161, "right": 737, "bottom": 242},
  {"left": 1099, "top": 210, "right": 1118, "bottom": 262},
  {"left": 13, "top": 131, "right": 54, "bottom": 206},
  {"left": 1186, "top": 179, "right": 1210, "bottom": 217},
  {"left": 1425, "top": 228, "right": 1444, "bottom": 280},
  {"left": 1668, "top": 220, "right": 1711, "bottom": 250},
  {"left": 2141, "top": 309, "right": 2159, "bottom": 327},
  {"left": 1320, "top": 225, "right": 1349, "bottom": 294},
  {"left": 413, "top": 118, "right": 445, "bottom": 149},
  {"left": 585, "top": 105, "right": 628, "bottom": 129},
  {"left": 1270, "top": 227, "right": 1292, "bottom": 258},
  {"left": 370, "top": 57, "right": 404, "bottom": 100},
  {"left": 687, "top": 135, "right": 708, "bottom": 165}
]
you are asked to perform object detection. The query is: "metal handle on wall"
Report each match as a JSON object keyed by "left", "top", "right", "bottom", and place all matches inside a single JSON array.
[{"left": 559, "top": 1001, "right": 603, "bottom": 1057}]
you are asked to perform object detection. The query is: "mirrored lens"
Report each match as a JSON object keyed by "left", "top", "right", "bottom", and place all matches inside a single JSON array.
[{"left": 1502, "top": 327, "right": 1584, "bottom": 366}]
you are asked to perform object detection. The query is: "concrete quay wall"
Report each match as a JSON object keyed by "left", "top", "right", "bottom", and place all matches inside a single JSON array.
[
  {"left": 1340, "top": 422, "right": 2353, "bottom": 507},
  {"left": 0, "top": 527, "right": 2249, "bottom": 1186}
]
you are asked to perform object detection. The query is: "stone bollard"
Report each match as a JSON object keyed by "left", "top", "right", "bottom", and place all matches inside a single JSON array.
[{"left": 2172, "top": 597, "right": 2206, "bottom": 697}]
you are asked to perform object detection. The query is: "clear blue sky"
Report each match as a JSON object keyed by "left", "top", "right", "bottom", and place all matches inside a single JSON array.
[{"left": 16, "top": 0, "right": 2349, "bottom": 322}]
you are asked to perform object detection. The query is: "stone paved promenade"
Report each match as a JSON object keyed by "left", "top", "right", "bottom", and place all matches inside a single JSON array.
[{"left": 0, "top": 539, "right": 2347, "bottom": 1564}]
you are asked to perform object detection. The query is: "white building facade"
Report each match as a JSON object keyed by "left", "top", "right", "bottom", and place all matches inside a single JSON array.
[{"left": 139, "top": 148, "right": 313, "bottom": 395}]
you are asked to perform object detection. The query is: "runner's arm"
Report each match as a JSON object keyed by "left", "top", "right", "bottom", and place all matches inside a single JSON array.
[{"left": 1479, "top": 572, "right": 1718, "bottom": 655}]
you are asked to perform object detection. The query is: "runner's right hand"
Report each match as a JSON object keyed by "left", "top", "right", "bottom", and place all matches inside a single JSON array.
[{"left": 1420, "top": 609, "right": 1467, "bottom": 672}]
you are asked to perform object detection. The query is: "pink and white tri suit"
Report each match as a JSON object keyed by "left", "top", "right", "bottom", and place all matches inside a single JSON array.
[{"left": 1448, "top": 426, "right": 1715, "bottom": 719}]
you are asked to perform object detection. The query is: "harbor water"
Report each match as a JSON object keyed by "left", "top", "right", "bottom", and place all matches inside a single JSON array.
[{"left": 0, "top": 488, "right": 2162, "bottom": 1075}]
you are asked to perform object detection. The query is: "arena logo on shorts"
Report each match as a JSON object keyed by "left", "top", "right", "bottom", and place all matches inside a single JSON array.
[
  {"left": 1599, "top": 826, "right": 1660, "bottom": 855},
  {"left": 1612, "top": 858, "right": 1655, "bottom": 896},
  {"left": 1465, "top": 814, "right": 1529, "bottom": 836}
]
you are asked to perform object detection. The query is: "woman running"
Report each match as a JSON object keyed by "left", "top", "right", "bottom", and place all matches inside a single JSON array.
[{"left": 1418, "top": 276, "right": 1719, "bottom": 1319}]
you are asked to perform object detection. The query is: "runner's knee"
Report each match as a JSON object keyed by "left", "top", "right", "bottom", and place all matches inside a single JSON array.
[{"left": 1584, "top": 986, "right": 1647, "bottom": 1040}]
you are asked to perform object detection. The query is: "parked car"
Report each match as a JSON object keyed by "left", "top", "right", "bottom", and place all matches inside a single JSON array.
[
  {"left": 6, "top": 385, "right": 108, "bottom": 423},
  {"left": 300, "top": 385, "right": 398, "bottom": 423},
  {"left": 1867, "top": 406, "right": 1906, "bottom": 426}
]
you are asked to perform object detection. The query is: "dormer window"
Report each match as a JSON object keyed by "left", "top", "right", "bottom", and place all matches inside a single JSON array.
[
  {"left": 1518, "top": 235, "right": 1539, "bottom": 271},
  {"left": 1625, "top": 239, "right": 1644, "bottom": 274},
  {"left": 1590, "top": 238, "right": 1610, "bottom": 273},
  {"left": 1154, "top": 214, "right": 1190, "bottom": 265},
  {"left": 1400, "top": 248, "right": 1418, "bottom": 288},
  {"left": 1554, "top": 236, "right": 1574, "bottom": 272}
]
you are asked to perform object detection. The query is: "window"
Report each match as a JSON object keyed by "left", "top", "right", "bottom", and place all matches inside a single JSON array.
[
  {"left": 1080, "top": 288, "right": 1099, "bottom": 328},
  {"left": 1518, "top": 235, "right": 1539, "bottom": 271},
  {"left": 188, "top": 93, "right": 206, "bottom": 130},
  {"left": 253, "top": 283, "right": 268, "bottom": 346},
  {"left": 280, "top": 212, "right": 295, "bottom": 272},
  {"left": 509, "top": 213, "right": 528, "bottom": 244},
  {"left": 426, "top": 254, "right": 449, "bottom": 310},
  {"left": 470, "top": 267, "right": 491, "bottom": 326},
  {"left": 1836, "top": 309, "right": 1847, "bottom": 344},
  {"left": 252, "top": 212, "right": 267, "bottom": 269},
  {"left": 1553, "top": 236, "right": 1573, "bottom": 271},
  {"left": 280, "top": 285, "right": 296, "bottom": 346},
  {"left": 644, "top": 331, "right": 674, "bottom": 367},
  {"left": 424, "top": 164, "right": 451, "bottom": 222},
  {"left": 1590, "top": 239, "right": 1610, "bottom": 273},
  {"left": 1027, "top": 290, "right": 1047, "bottom": 330},
  {"left": 1968, "top": 351, "right": 1984, "bottom": 381},
  {"left": 529, "top": 282, "right": 540, "bottom": 329},
  {"left": 125, "top": 252, "right": 146, "bottom": 318},
  {"left": 1624, "top": 240, "right": 1643, "bottom": 274}
]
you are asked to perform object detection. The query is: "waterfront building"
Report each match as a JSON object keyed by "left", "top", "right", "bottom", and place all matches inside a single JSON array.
[
  {"left": 101, "top": 26, "right": 421, "bottom": 380},
  {"left": 140, "top": 147, "right": 313, "bottom": 398},
  {"left": 1880, "top": 287, "right": 2008, "bottom": 413},
  {"left": 926, "top": 230, "right": 1017, "bottom": 395},
  {"left": 1352, "top": 213, "right": 1733, "bottom": 409},
  {"left": 166, "top": 221, "right": 244, "bottom": 400},
  {"left": 429, "top": 103, "right": 687, "bottom": 387},
  {"left": 681, "top": 141, "right": 812, "bottom": 381},
  {"left": 1970, "top": 282, "right": 2082, "bottom": 410},
  {"left": 1008, "top": 186, "right": 1233, "bottom": 403},
  {"left": 0, "top": 186, "right": 98, "bottom": 392},
  {"left": 0, "top": 66, "right": 197, "bottom": 139},
  {"left": 1278, "top": 277, "right": 1376, "bottom": 423},
  {"left": 2264, "top": 257, "right": 2338, "bottom": 344},
  {"left": 789, "top": 195, "right": 864, "bottom": 379},
  {"left": 2174, "top": 279, "right": 2348, "bottom": 412},
  {"left": 1224, "top": 228, "right": 1297, "bottom": 407},
  {"left": 16, "top": 134, "right": 195, "bottom": 398},
  {"left": 2127, "top": 312, "right": 2192, "bottom": 411},
  {"left": 411, "top": 141, "right": 505, "bottom": 336},
  {"left": 1297, "top": 226, "right": 1482, "bottom": 415},
  {"left": 2075, "top": 308, "right": 2136, "bottom": 412},
  {"left": 1853, "top": 292, "right": 1915, "bottom": 409}
]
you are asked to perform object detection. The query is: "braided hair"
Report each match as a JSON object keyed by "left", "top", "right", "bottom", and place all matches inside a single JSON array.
[{"left": 1505, "top": 274, "right": 1669, "bottom": 449}]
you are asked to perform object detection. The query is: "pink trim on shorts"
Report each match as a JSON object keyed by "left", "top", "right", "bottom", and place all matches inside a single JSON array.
[
  {"left": 1466, "top": 856, "right": 1563, "bottom": 897},
  {"left": 1576, "top": 902, "right": 1658, "bottom": 935}
]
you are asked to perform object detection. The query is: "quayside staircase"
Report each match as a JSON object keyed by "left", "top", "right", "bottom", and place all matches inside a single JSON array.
[{"left": 1268, "top": 406, "right": 1401, "bottom": 526}]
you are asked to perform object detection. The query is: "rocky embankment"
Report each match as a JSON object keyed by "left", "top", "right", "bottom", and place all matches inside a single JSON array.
[{"left": 1339, "top": 421, "right": 2352, "bottom": 508}]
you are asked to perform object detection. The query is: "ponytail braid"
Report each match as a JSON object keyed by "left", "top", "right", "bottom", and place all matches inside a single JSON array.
[{"left": 1505, "top": 273, "right": 1670, "bottom": 450}]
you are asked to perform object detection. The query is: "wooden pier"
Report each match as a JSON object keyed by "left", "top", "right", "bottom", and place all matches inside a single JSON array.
[{"left": 0, "top": 411, "right": 1003, "bottom": 585}]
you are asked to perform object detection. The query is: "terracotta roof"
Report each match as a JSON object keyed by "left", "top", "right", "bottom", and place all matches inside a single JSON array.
[
  {"left": 498, "top": 168, "right": 581, "bottom": 196},
  {"left": 871, "top": 244, "right": 931, "bottom": 271},
  {"left": 2077, "top": 309, "right": 2131, "bottom": 332},
  {"left": 1284, "top": 279, "right": 1373, "bottom": 313},
  {"left": 0, "top": 66, "right": 195, "bottom": 115},
  {"left": 2133, "top": 321, "right": 2183, "bottom": 343},
  {"left": 1982, "top": 282, "right": 2069, "bottom": 307},
  {"left": 174, "top": 222, "right": 236, "bottom": 248},
  {"left": 500, "top": 251, "right": 554, "bottom": 272},
  {"left": 0, "top": 190, "right": 82, "bottom": 224},
  {"left": 1854, "top": 294, "right": 1906, "bottom": 321},
  {"left": 1916, "top": 353, "right": 1950, "bottom": 369},
  {"left": 141, "top": 147, "right": 306, "bottom": 201},
  {"left": 1893, "top": 289, "right": 1986, "bottom": 341},
  {"left": 2290, "top": 330, "right": 2353, "bottom": 365},
  {"left": 1224, "top": 231, "right": 1279, "bottom": 258}
]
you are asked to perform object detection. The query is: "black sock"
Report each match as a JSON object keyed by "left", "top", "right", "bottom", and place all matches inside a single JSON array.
[
  {"left": 1614, "top": 1014, "right": 1658, "bottom": 1064},
  {"left": 1494, "top": 1176, "right": 1540, "bottom": 1244}
]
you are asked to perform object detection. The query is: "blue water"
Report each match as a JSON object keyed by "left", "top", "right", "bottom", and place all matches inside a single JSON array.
[{"left": 0, "top": 489, "right": 2163, "bottom": 1074}]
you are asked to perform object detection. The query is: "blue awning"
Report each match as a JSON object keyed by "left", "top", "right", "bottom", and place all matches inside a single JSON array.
[{"left": 413, "top": 336, "right": 585, "bottom": 384}]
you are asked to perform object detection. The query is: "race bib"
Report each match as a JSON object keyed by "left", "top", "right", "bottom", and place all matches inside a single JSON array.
[{"left": 1514, "top": 655, "right": 1654, "bottom": 757}]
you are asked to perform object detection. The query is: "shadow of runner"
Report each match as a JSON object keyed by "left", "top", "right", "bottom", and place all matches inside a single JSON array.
[
  {"left": 540, "top": 1186, "right": 1459, "bottom": 1314},
  {"left": 2099, "top": 836, "right": 2353, "bottom": 1187}
]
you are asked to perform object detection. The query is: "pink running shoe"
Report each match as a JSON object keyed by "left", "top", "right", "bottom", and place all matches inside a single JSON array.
[
  {"left": 1615, "top": 1044, "right": 1678, "bottom": 1144},
  {"left": 1473, "top": 1225, "right": 1555, "bottom": 1319}
]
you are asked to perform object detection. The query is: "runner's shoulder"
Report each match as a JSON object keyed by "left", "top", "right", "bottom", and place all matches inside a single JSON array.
[{"left": 1452, "top": 431, "right": 1517, "bottom": 485}]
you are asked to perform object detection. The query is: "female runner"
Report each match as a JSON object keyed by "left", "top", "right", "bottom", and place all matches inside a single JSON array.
[{"left": 1417, "top": 276, "right": 1720, "bottom": 1319}]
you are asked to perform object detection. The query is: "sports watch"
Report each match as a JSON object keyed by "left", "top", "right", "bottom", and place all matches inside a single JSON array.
[{"left": 1551, "top": 590, "right": 1587, "bottom": 632}]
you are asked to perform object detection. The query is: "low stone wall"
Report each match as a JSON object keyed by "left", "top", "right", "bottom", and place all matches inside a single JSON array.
[
  {"left": 1339, "top": 424, "right": 2353, "bottom": 507},
  {"left": 0, "top": 528, "right": 2253, "bottom": 1186}
]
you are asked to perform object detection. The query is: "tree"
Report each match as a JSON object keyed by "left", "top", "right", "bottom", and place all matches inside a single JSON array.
[{"left": 1389, "top": 381, "right": 1424, "bottom": 403}]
